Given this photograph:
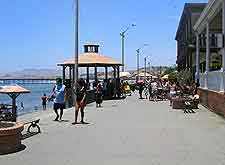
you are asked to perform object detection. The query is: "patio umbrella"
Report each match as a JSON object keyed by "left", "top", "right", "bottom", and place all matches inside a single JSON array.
[{"left": 137, "top": 80, "right": 144, "bottom": 84}]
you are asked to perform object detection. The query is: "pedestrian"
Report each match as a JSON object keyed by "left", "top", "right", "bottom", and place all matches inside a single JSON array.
[
  {"left": 151, "top": 81, "right": 158, "bottom": 102},
  {"left": 51, "top": 78, "right": 67, "bottom": 121},
  {"left": 139, "top": 82, "right": 144, "bottom": 99},
  {"left": 73, "top": 78, "right": 87, "bottom": 125},
  {"left": 144, "top": 84, "right": 149, "bottom": 99},
  {"left": 20, "top": 102, "right": 24, "bottom": 110},
  {"left": 148, "top": 82, "right": 153, "bottom": 101},
  {"left": 41, "top": 93, "right": 48, "bottom": 110},
  {"left": 95, "top": 82, "right": 103, "bottom": 108}
]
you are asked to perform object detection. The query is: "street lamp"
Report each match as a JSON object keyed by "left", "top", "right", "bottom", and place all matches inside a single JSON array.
[
  {"left": 136, "top": 44, "right": 148, "bottom": 80},
  {"left": 120, "top": 24, "right": 136, "bottom": 72},
  {"left": 144, "top": 55, "right": 150, "bottom": 81},
  {"left": 73, "top": 0, "right": 79, "bottom": 124}
]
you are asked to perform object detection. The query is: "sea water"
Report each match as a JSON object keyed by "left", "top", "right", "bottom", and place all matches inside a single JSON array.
[{"left": 0, "top": 83, "right": 54, "bottom": 116}]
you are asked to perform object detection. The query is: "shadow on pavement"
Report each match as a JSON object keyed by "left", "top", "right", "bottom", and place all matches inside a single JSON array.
[
  {"left": 0, "top": 144, "right": 26, "bottom": 156},
  {"left": 22, "top": 132, "right": 40, "bottom": 140}
]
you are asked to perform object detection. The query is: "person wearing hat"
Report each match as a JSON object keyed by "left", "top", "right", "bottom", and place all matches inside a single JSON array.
[{"left": 51, "top": 78, "right": 67, "bottom": 121}]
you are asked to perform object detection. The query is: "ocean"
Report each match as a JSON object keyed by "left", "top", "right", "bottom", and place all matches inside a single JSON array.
[{"left": 0, "top": 83, "right": 54, "bottom": 116}]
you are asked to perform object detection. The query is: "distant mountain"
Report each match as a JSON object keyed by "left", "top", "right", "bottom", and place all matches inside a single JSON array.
[{"left": 0, "top": 69, "right": 62, "bottom": 79}]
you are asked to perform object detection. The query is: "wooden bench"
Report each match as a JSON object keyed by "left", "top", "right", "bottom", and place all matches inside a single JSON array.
[{"left": 24, "top": 119, "right": 41, "bottom": 133}]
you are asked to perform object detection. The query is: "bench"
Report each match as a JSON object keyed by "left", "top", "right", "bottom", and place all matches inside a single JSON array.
[
  {"left": 23, "top": 119, "right": 41, "bottom": 133},
  {"left": 184, "top": 101, "right": 195, "bottom": 113}
]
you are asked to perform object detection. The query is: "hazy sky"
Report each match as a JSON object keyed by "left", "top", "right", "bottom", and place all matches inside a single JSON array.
[{"left": 0, "top": 0, "right": 207, "bottom": 73}]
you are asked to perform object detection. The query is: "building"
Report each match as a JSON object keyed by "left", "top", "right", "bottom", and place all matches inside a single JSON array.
[
  {"left": 193, "top": 0, "right": 225, "bottom": 117},
  {"left": 177, "top": 0, "right": 225, "bottom": 117},
  {"left": 175, "top": 3, "right": 206, "bottom": 75}
]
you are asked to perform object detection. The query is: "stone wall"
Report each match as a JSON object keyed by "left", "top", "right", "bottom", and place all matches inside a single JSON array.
[{"left": 198, "top": 88, "right": 225, "bottom": 117}]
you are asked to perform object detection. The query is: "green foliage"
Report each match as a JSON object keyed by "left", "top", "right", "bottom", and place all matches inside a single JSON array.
[
  {"left": 168, "top": 69, "right": 193, "bottom": 86},
  {"left": 168, "top": 71, "right": 178, "bottom": 83},
  {"left": 177, "top": 70, "right": 193, "bottom": 85},
  {"left": 163, "top": 66, "right": 177, "bottom": 76}
]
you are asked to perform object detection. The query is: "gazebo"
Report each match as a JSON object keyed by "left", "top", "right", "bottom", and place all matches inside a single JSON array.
[
  {"left": 58, "top": 44, "right": 122, "bottom": 102},
  {"left": 0, "top": 84, "right": 30, "bottom": 122}
]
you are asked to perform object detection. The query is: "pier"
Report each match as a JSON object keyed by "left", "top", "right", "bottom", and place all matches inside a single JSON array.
[{"left": 0, "top": 79, "right": 56, "bottom": 84}]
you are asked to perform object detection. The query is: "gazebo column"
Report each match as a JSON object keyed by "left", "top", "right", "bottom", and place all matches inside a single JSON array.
[
  {"left": 69, "top": 66, "right": 72, "bottom": 80},
  {"left": 72, "top": 66, "right": 75, "bottom": 84},
  {"left": 105, "top": 66, "right": 108, "bottom": 80},
  {"left": 117, "top": 66, "right": 120, "bottom": 98},
  {"left": 62, "top": 66, "right": 66, "bottom": 82},
  {"left": 117, "top": 66, "right": 120, "bottom": 79},
  {"left": 113, "top": 66, "right": 116, "bottom": 97},
  {"left": 8, "top": 93, "right": 19, "bottom": 122},
  {"left": 86, "top": 67, "right": 90, "bottom": 89},
  {"left": 94, "top": 66, "right": 98, "bottom": 82}
]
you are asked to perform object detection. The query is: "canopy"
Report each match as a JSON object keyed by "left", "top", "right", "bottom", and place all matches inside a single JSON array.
[
  {"left": 58, "top": 53, "right": 122, "bottom": 67},
  {"left": 0, "top": 84, "right": 30, "bottom": 94},
  {"left": 136, "top": 72, "right": 152, "bottom": 77},
  {"left": 119, "top": 72, "right": 131, "bottom": 78},
  {"left": 162, "top": 74, "right": 169, "bottom": 79}
]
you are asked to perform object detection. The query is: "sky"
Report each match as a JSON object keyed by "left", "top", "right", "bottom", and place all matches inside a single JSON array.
[{"left": 0, "top": 0, "right": 208, "bottom": 73}]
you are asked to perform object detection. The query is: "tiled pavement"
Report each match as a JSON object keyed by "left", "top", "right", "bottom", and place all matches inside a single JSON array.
[{"left": 1, "top": 92, "right": 225, "bottom": 165}]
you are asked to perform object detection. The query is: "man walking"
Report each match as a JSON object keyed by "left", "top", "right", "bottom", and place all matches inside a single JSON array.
[{"left": 51, "top": 78, "right": 67, "bottom": 121}]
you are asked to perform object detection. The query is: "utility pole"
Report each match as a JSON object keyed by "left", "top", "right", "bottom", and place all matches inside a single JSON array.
[
  {"left": 120, "top": 24, "right": 136, "bottom": 72},
  {"left": 136, "top": 44, "right": 148, "bottom": 81},
  {"left": 144, "top": 57, "right": 147, "bottom": 81},
  {"left": 73, "top": 0, "right": 79, "bottom": 124},
  {"left": 136, "top": 49, "right": 140, "bottom": 81}
]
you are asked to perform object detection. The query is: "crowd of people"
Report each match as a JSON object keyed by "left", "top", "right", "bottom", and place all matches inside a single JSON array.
[
  {"left": 135, "top": 77, "right": 200, "bottom": 106},
  {"left": 42, "top": 76, "right": 200, "bottom": 124}
]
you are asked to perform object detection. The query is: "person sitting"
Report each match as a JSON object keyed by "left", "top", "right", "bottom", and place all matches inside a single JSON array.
[{"left": 169, "top": 83, "right": 177, "bottom": 106}]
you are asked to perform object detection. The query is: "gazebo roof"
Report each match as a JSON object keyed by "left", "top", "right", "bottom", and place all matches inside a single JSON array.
[
  {"left": 58, "top": 53, "right": 122, "bottom": 67},
  {"left": 0, "top": 84, "right": 30, "bottom": 94}
]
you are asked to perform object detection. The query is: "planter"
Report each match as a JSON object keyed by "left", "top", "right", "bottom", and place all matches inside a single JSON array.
[
  {"left": 0, "top": 121, "right": 24, "bottom": 154},
  {"left": 172, "top": 97, "right": 188, "bottom": 109}
]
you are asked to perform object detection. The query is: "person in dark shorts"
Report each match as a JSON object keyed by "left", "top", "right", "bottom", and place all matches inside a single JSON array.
[
  {"left": 139, "top": 82, "right": 144, "bottom": 99},
  {"left": 72, "top": 78, "right": 87, "bottom": 125},
  {"left": 41, "top": 93, "right": 48, "bottom": 110},
  {"left": 51, "top": 78, "right": 67, "bottom": 121},
  {"left": 95, "top": 82, "right": 103, "bottom": 108}
]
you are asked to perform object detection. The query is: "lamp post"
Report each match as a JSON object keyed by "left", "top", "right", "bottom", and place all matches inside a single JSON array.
[
  {"left": 144, "top": 57, "right": 148, "bottom": 81},
  {"left": 148, "top": 61, "right": 151, "bottom": 80},
  {"left": 73, "top": 0, "right": 79, "bottom": 123},
  {"left": 136, "top": 44, "right": 148, "bottom": 81},
  {"left": 120, "top": 24, "right": 136, "bottom": 72}
]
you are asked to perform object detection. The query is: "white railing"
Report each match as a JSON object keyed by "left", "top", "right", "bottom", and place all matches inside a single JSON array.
[
  {"left": 199, "top": 73, "right": 205, "bottom": 88},
  {"left": 200, "top": 70, "right": 224, "bottom": 91},
  {"left": 208, "top": 71, "right": 221, "bottom": 91}
]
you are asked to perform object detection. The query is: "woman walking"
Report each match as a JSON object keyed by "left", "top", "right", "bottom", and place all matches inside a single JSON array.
[
  {"left": 96, "top": 82, "right": 103, "bottom": 108},
  {"left": 72, "top": 79, "right": 87, "bottom": 125}
]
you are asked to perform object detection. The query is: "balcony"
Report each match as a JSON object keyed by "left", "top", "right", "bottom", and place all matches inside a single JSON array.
[{"left": 199, "top": 33, "right": 224, "bottom": 49}]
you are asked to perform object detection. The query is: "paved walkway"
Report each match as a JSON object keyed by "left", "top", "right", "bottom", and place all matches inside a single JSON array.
[{"left": 1, "top": 93, "right": 225, "bottom": 165}]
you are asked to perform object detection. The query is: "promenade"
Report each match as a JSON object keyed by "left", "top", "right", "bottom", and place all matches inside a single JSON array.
[{"left": 1, "top": 93, "right": 225, "bottom": 165}]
